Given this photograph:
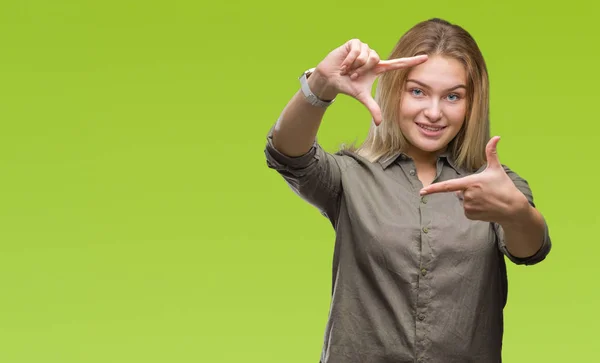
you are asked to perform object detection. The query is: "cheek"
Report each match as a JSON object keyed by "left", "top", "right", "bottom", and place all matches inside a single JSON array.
[
  {"left": 445, "top": 104, "right": 467, "bottom": 128},
  {"left": 398, "top": 99, "right": 421, "bottom": 123}
]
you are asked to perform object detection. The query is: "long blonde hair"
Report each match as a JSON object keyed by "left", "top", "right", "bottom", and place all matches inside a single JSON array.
[{"left": 345, "top": 18, "right": 490, "bottom": 172}]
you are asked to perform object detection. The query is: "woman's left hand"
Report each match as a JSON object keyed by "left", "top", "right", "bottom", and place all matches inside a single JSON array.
[{"left": 419, "top": 136, "right": 530, "bottom": 224}]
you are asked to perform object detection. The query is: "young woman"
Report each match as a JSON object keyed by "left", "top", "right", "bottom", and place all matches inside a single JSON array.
[{"left": 264, "top": 18, "right": 551, "bottom": 363}]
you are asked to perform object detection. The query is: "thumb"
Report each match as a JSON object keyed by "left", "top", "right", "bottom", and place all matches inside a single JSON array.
[
  {"left": 355, "top": 92, "right": 382, "bottom": 126},
  {"left": 485, "top": 136, "right": 502, "bottom": 168}
]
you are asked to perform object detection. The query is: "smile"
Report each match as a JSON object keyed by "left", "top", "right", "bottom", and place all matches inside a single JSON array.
[{"left": 416, "top": 122, "right": 446, "bottom": 132}]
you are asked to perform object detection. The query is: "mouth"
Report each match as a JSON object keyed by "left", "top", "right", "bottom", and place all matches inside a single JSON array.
[{"left": 415, "top": 122, "right": 447, "bottom": 132}]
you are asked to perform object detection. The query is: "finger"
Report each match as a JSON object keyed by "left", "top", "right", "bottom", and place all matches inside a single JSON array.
[
  {"left": 348, "top": 43, "right": 370, "bottom": 79},
  {"left": 419, "top": 175, "right": 478, "bottom": 195},
  {"left": 464, "top": 205, "right": 477, "bottom": 220},
  {"left": 351, "top": 49, "right": 380, "bottom": 79},
  {"left": 376, "top": 54, "right": 428, "bottom": 74},
  {"left": 462, "top": 188, "right": 476, "bottom": 202},
  {"left": 355, "top": 92, "right": 382, "bottom": 126},
  {"left": 485, "top": 136, "right": 502, "bottom": 169},
  {"left": 340, "top": 39, "right": 362, "bottom": 75},
  {"left": 455, "top": 190, "right": 464, "bottom": 200}
]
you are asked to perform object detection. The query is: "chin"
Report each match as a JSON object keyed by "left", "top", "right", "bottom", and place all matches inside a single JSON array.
[{"left": 411, "top": 137, "right": 449, "bottom": 153}]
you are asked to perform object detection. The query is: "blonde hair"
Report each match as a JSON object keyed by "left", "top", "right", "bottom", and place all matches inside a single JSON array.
[{"left": 345, "top": 18, "right": 490, "bottom": 172}]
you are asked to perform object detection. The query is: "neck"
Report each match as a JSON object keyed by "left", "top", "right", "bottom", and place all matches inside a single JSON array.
[{"left": 406, "top": 146, "right": 446, "bottom": 167}]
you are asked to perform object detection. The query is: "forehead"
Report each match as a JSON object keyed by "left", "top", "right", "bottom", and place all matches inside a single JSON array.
[{"left": 406, "top": 55, "right": 467, "bottom": 88}]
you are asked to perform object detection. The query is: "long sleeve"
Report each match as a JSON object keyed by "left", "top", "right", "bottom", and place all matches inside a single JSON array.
[
  {"left": 264, "top": 126, "right": 343, "bottom": 223},
  {"left": 493, "top": 165, "right": 552, "bottom": 266}
]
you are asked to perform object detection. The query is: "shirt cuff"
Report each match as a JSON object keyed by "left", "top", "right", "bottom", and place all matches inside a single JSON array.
[
  {"left": 495, "top": 216, "right": 552, "bottom": 266},
  {"left": 264, "top": 125, "right": 320, "bottom": 171}
]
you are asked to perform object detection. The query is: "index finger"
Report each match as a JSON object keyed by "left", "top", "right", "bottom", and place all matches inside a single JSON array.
[
  {"left": 377, "top": 54, "right": 428, "bottom": 73},
  {"left": 419, "top": 176, "right": 473, "bottom": 196}
]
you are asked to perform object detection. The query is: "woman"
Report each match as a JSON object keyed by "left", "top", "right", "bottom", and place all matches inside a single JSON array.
[{"left": 264, "top": 18, "right": 551, "bottom": 363}]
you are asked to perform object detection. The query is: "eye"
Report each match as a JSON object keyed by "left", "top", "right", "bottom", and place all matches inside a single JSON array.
[
  {"left": 410, "top": 88, "right": 424, "bottom": 97},
  {"left": 447, "top": 93, "right": 461, "bottom": 102}
]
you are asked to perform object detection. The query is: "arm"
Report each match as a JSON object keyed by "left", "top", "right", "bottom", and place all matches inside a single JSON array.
[
  {"left": 495, "top": 166, "right": 552, "bottom": 265},
  {"left": 498, "top": 199, "right": 546, "bottom": 259},
  {"left": 418, "top": 137, "right": 552, "bottom": 266},
  {"left": 271, "top": 39, "right": 428, "bottom": 155},
  {"left": 271, "top": 68, "right": 338, "bottom": 157},
  {"left": 265, "top": 40, "right": 428, "bottom": 220},
  {"left": 264, "top": 68, "right": 343, "bottom": 221}
]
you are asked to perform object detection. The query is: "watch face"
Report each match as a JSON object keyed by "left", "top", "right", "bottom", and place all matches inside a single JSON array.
[{"left": 299, "top": 67, "right": 315, "bottom": 79}]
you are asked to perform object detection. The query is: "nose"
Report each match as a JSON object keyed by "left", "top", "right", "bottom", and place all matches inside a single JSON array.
[{"left": 423, "top": 101, "right": 442, "bottom": 122}]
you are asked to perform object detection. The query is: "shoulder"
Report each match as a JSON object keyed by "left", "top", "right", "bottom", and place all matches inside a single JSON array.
[{"left": 332, "top": 148, "right": 384, "bottom": 173}]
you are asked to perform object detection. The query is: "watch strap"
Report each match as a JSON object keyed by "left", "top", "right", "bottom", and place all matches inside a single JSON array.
[{"left": 299, "top": 68, "right": 335, "bottom": 108}]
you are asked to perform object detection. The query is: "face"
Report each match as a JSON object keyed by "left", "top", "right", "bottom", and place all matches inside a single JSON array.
[{"left": 398, "top": 55, "right": 468, "bottom": 161}]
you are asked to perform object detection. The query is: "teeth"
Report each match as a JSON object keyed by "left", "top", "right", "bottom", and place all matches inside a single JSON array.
[{"left": 418, "top": 124, "right": 444, "bottom": 132}]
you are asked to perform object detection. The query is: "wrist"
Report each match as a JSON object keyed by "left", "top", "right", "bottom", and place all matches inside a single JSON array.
[
  {"left": 498, "top": 192, "right": 531, "bottom": 227},
  {"left": 308, "top": 67, "right": 338, "bottom": 101}
]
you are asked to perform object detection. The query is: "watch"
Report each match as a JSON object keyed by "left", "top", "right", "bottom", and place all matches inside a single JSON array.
[{"left": 299, "top": 68, "right": 336, "bottom": 108}]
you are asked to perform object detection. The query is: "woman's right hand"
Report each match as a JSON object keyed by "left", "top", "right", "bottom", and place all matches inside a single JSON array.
[{"left": 308, "top": 39, "right": 428, "bottom": 126}]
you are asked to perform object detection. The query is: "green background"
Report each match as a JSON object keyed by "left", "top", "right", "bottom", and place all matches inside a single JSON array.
[{"left": 0, "top": 0, "right": 596, "bottom": 362}]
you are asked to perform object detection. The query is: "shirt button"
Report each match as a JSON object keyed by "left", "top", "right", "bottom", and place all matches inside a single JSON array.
[
  {"left": 409, "top": 169, "right": 416, "bottom": 176},
  {"left": 418, "top": 314, "right": 426, "bottom": 321},
  {"left": 422, "top": 227, "right": 429, "bottom": 234},
  {"left": 421, "top": 268, "right": 427, "bottom": 276},
  {"left": 421, "top": 196, "right": 427, "bottom": 204}
]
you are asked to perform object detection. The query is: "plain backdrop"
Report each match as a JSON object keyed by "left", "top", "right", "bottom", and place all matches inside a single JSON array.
[{"left": 0, "top": 1, "right": 597, "bottom": 362}]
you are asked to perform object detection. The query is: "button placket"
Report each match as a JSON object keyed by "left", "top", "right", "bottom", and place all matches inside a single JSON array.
[{"left": 416, "top": 180, "right": 433, "bottom": 358}]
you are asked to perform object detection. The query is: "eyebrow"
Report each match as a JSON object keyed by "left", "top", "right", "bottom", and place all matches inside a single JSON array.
[{"left": 406, "top": 79, "right": 467, "bottom": 92}]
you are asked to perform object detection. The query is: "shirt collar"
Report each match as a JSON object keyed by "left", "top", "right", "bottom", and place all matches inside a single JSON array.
[
  {"left": 379, "top": 150, "right": 465, "bottom": 175},
  {"left": 378, "top": 152, "right": 406, "bottom": 169}
]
